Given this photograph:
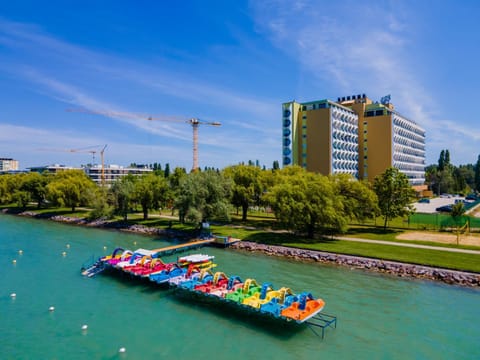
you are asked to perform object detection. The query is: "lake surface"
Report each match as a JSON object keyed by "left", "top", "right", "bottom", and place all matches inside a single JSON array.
[{"left": 1, "top": 214, "right": 480, "bottom": 359}]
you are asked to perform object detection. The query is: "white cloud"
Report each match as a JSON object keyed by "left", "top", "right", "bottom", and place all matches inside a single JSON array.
[
  {"left": 0, "top": 16, "right": 281, "bottom": 167},
  {"left": 249, "top": 0, "right": 480, "bottom": 164},
  {"left": 0, "top": 17, "right": 278, "bottom": 125}
]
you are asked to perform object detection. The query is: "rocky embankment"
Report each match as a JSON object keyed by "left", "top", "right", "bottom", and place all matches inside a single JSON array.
[
  {"left": 230, "top": 241, "right": 480, "bottom": 287},
  {"left": 12, "top": 210, "right": 187, "bottom": 239}
]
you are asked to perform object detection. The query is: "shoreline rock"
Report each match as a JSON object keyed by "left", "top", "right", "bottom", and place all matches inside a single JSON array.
[
  {"left": 13, "top": 210, "right": 192, "bottom": 240},
  {"left": 5, "top": 210, "right": 480, "bottom": 287},
  {"left": 230, "top": 241, "right": 480, "bottom": 287}
]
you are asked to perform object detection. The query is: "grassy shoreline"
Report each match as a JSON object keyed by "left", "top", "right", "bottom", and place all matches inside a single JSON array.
[{"left": 3, "top": 205, "right": 480, "bottom": 273}]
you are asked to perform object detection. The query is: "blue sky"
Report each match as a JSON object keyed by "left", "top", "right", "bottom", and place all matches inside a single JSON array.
[{"left": 1, "top": 0, "right": 480, "bottom": 170}]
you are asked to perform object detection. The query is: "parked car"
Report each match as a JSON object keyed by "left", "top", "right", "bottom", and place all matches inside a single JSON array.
[
  {"left": 418, "top": 198, "right": 430, "bottom": 203},
  {"left": 436, "top": 205, "right": 453, "bottom": 212},
  {"left": 466, "top": 194, "right": 477, "bottom": 201}
]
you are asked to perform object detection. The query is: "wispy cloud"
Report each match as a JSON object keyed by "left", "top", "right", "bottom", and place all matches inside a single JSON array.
[
  {"left": 249, "top": 0, "right": 480, "bottom": 163},
  {"left": 0, "top": 17, "right": 277, "bottom": 125}
]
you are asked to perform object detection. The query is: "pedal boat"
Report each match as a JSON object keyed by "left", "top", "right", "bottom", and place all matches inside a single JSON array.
[
  {"left": 280, "top": 292, "right": 326, "bottom": 322},
  {"left": 225, "top": 279, "right": 261, "bottom": 303},
  {"left": 242, "top": 283, "right": 276, "bottom": 308}
]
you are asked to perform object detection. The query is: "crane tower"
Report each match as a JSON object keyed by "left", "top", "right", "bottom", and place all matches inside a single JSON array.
[{"left": 67, "top": 109, "right": 220, "bottom": 171}]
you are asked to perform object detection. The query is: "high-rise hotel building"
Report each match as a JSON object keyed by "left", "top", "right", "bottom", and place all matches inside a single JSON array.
[{"left": 282, "top": 94, "right": 426, "bottom": 185}]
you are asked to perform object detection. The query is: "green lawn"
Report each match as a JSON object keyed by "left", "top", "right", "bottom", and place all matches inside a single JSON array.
[{"left": 281, "top": 239, "right": 480, "bottom": 273}]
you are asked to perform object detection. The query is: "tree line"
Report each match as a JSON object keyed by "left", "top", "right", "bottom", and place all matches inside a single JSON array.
[
  {"left": 425, "top": 149, "right": 480, "bottom": 195},
  {"left": 0, "top": 164, "right": 416, "bottom": 237}
]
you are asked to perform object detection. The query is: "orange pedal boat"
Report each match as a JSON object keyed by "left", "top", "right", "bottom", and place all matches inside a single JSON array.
[{"left": 281, "top": 293, "right": 325, "bottom": 322}]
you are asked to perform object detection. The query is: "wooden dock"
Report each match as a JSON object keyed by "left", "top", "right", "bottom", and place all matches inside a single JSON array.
[
  {"left": 150, "top": 235, "right": 241, "bottom": 257},
  {"left": 152, "top": 238, "right": 216, "bottom": 256}
]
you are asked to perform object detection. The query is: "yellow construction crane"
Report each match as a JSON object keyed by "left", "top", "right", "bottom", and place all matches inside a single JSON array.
[{"left": 66, "top": 108, "right": 221, "bottom": 171}]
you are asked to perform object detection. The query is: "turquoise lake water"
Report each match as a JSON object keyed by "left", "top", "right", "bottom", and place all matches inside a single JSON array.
[{"left": 1, "top": 214, "right": 480, "bottom": 359}]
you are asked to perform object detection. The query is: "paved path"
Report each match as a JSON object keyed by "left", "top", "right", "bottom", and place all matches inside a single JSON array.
[{"left": 335, "top": 236, "right": 480, "bottom": 255}]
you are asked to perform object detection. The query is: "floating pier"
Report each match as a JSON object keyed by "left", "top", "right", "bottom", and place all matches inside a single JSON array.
[{"left": 83, "top": 245, "right": 337, "bottom": 340}]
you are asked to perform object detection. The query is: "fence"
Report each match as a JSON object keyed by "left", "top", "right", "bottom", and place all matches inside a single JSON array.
[{"left": 408, "top": 213, "right": 480, "bottom": 232}]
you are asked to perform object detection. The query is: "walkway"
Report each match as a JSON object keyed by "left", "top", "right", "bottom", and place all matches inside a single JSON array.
[
  {"left": 152, "top": 238, "right": 215, "bottom": 255},
  {"left": 335, "top": 236, "right": 480, "bottom": 255}
]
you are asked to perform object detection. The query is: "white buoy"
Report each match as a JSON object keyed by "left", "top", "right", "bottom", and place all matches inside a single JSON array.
[
  {"left": 62, "top": 251, "right": 67, "bottom": 256},
  {"left": 103, "top": 246, "right": 107, "bottom": 250},
  {"left": 66, "top": 244, "right": 70, "bottom": 248},
  {"left": 10, "top": 293, "right": 16, "bottom": 298},
  {"left": 81, "top": 324, "right": 88, "bottom": 331},
  {"left": 18, "top": 250, "right": 23, "bottom": 255},
  {"left": 49, "top": 306, "right": 55, "bottom": 312},
  {"left": 133, "top": 241, "right": 137, "bottom": 245},
  {"left": 118, "top": 347, "right": 126, "bottom": 353},
  {"left": 12, "top": 259, "right": 17, "bottom": 264}
]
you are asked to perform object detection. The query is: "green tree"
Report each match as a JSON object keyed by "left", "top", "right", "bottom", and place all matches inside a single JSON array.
[
  {"left": 373, "top": 167, "right": 415, "bottom": 230},
  {"left": 0, "top": 174, "right": 20, "bottom": 205},
  {"left": 0, "top": 176, "right": 7, "bottom": 204},
  {"left": 452, "top": 167, "right": 468, "bottom": 194},
  {"left": 168, "top": 167, "right": 187, "bottom": 215},
  {"left": 451, "top": 202, "right": 466, "bottom": 219},
  {"left": 439, "top": 169, "right": 455, "bottom": 194},
  {"left": 435, "top": 149, "right": 455, "bottom": 194},
  {"left": 425, "top": 164, "right": 440, "bottom": 195},
  {"left": 134, "top": 173, "right": 169, "bottom": 220},
  {"left": 456, "top": 164, "right": 475, "bottom": 193},
  {"left": 445, "top": 149, "right": 451, "bottom": 167},
  {"left": 475, "top": 155, "right": 480, "bottom": 191},
  {"left": 330, "top": 173, "right": 379, "bottom": 222},
  {"left": 223, "top": 164, "right": 262, "bottom": 221},
  {"left": 438, "top": 150, "right": 446, "bottom": 171},
  {"left": 20, "top": 172, "right": 50, "bottom": 209},
  {"left": 88, "top": 187, "right": 114, "bottom": 220},
  {"left": 12, "top": 190, "right": 31, "bottom": 209},
  {"left": 110, "top": 175, "right": 137, "bottom": 221},
  {"left": 175, "top": 170, "right": 232, "bottom": 224},
  {"left": 46, "top": 170, "right": 96, "bottom": 212},
  {"left": 451, "top": 202, "right": 467, "bottom": 245},
  {"left": 265, "top": 167, "right": 347, "bottom": 238},
  {"left": 164, "top": 163, "right": 170, "bottom": 178},
  {"left": 272, "top": 160, "right": 280, "bottom": 171}
]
